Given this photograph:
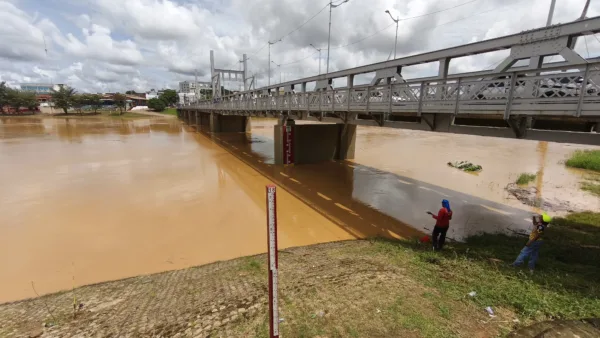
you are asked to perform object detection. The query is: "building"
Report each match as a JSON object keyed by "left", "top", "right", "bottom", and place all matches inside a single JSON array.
[
  {"left": 20, "top": 83, "right": 64, "bottom": 94},
  {"left": 178, "top": 92, "right": 196, "bottom": 105},
  {"left": 179, "top": 81, "right": 211, "bottom": 93},
  {"left": 179, "top": 81, "right": 193, "bottom": 93},
  {"left": 101, "top": 93, "right": 148, "bottom": 110},
  {"left": 146, "top": 89, "right": 159, "bottom": 100}
]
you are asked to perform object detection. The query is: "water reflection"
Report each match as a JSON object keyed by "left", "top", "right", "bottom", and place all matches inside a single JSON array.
[
  {"left": 0, "top": 117, "right": 351, "bottom": 303},
  {"left": 210, "top": 130, "right": 533, "bottom": 241}
]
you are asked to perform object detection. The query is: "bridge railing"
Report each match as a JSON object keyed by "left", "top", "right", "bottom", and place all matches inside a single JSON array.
[{"left": 188, "top": 62, "right": 600, "bottom": 118}]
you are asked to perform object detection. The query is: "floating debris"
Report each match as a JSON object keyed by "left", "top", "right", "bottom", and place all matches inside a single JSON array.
[{"left": 448, "top": 161, "right": 483, "bottom": 172}]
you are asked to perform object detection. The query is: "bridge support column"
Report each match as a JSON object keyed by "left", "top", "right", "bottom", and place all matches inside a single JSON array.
[
  {"left": 274, "top": 120, "right": 356, "bottom": 165},
  {"left": 208, "top": 113, "right": 250, "bottom": 133}
]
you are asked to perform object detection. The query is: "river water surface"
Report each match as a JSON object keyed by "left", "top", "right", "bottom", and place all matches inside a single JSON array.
[
  {"left": 0, "top": 117, "right": 353, "bottom": 303},
  {"left": 1, "top": 116, "right": 597, "bottom": 303}
]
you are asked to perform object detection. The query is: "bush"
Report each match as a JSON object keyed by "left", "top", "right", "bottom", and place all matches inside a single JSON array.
[
  {"left": 148, "top": 98, "right": 166, "bottom": 112},
  {"left": 516, "top": 172, "right": 537, "bottom": 185},
  {"left": 565, "top": 150, "right": 600, "bottom": 172}
]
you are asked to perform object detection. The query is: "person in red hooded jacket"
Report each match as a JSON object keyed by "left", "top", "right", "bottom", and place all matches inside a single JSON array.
[{"left": 427, "top": 199, "right": 452, "bottom": 251}]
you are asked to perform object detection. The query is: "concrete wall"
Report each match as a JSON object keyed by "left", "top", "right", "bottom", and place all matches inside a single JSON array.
[
  {"left": 274, "top": 122, "right": 357, "bottom": 165},
  {"left": 294, "top": 124, "right": 341, "bottom": 164},
  {"left": 217, "top": 115, "right": 251, "bottom": 133}
]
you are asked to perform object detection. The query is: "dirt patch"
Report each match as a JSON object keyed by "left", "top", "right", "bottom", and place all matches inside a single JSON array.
[
  {"left": 504, "top": 183, "right": 581, "bottom": 213},
  {"left": 508, "top": 318, "right": 600, "bottom": 337},
  {"left": 0, "top": 241, "right": 506, "bottom": 338}
]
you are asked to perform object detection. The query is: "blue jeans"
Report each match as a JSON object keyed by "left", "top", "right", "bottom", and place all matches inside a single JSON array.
[{"left": 513, "top": 241, "right": 542, "bottom": 270}]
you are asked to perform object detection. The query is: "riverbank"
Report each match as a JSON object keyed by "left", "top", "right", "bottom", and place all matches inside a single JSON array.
[{"left": 2, "top": 212, "right": 598, "bottom": 338}]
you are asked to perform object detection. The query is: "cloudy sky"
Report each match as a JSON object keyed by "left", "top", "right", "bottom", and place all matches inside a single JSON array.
[{"left": 1, "top": 0, "right": 599, "bottom": 93}]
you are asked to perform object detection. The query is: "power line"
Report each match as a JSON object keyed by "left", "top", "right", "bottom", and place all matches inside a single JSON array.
[
  {"left": 280, "top": 51, "right": 320, "bottom": 66},
  {"left": 331, "top": 0, "right": 524, "bottom": 51},
  {"left": 248, "top": 3, "right": 329, "bottom": 58},
  {"left": 276, "top": 3, "right": 329, "bottom": 42},
  {"left": 584, "top": 35, "right": 590, "bottom": 58},
  {"left": 249, "top": 0, "right": 525, "bottom": 84},
  {"left": 396, "top": 0, "right": 481, "bottom": 22}
]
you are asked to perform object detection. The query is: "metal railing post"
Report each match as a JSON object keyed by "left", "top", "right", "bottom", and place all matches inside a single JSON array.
[
  {"left": 331, "top": 89, "right": 335, "bottom": 113},
  {"left": 417, "top": 82, "right": 426, "bottom": 116},
  {"left": 504, "top": 72, "right": 518, "bottom": 120},
  {"left": 366, "top": 87, "right": 371, "bottom": 113},
  {"left": 388, "top": 83, "right": 393, "bottom": 115},
  {"left": 576, "top": 63, "right": 590, "bottom": 117},
  {"left": 453, "top": 78, "right": 462, "bottom": 115}
]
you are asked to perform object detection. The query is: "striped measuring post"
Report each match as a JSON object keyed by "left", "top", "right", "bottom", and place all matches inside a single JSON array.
[{"left": 266, "top": 185, "right": 279, "bottom": 338}]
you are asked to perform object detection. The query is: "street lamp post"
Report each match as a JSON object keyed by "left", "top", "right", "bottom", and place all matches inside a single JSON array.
[
  {"left": 385, "top": 10, "right": 399, "bottom": 59},
  {"left": 271, "top": 61, "right": 282, "bottom": 84},
  {"left": 309, "top": 44, "right": 322, "bottom": 75},
  {"left": 326, "top": 0, "right": 350, "bottom": 75},
  {"left": 268, "top": 39, "right": 281, "bottom": 87}
]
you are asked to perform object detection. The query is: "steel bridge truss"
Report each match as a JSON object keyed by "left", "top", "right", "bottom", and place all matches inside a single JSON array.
[{"left": 191, "top": 17, "right": 600, "bottom": 129}]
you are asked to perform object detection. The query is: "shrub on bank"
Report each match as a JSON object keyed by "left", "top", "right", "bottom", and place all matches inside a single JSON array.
[
  {"left": 148, "top": 98, "right": 166, "bottom": 112},
  {"left": 516, "top": 172, "right": 537, "bottom": 185},
  {"left": 565, "top": 150, "right": 600, "bottom": 172}
]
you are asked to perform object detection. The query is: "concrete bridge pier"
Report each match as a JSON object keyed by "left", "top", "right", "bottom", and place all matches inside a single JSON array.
[
  {"left": 274, "top": 119, "right": 356, "bottom": 165},
  {"left": 208, "top": 113, "right": 251, "bottom": 133},
  {"left": 178, "top": 110, "right": 250, "bottom": 134}
]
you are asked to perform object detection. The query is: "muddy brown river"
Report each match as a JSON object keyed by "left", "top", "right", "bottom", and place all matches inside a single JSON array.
[{"left": 1, "top": 116, "right": 597, "bottom": 303}]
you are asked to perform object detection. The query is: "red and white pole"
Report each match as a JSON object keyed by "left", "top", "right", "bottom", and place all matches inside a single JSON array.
[{"left": 266, "top": 185, "right": 279, "bottom": 338}]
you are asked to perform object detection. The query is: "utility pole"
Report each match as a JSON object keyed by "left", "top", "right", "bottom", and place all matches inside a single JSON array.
[
  {"left": 268, "top": 40, "right": 281, "bottom": 87},
  {"left": 309, "top": 44, "right": 322, "bottom": 75},
  {"left": 326, "top": 0, "right": 350, "bottom": 75},
  {"left": 580, "top": 0, "right": 591, "bottom": 19},
  {"left": 385, "top": 10, "right": 400, "bottom": 59},
  {"left": 271, "top": 61, "right": 281, "bottom": 84},
  {"left": 546, "top": 0, "right": 556, "bottom": 26}
]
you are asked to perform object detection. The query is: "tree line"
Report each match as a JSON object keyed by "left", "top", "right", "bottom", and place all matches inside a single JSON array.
[
  {"left": 1, "top": 82, "right": 181, "bottom": 115},
  {"left": 147, "top": 89, "right": 177, "bottom": 112},
  {"left": 0, "top": 82, "right": 38, "bottom": 112},
  {"left": 49, "top": 86, "right": 130, "bottom": 115}
]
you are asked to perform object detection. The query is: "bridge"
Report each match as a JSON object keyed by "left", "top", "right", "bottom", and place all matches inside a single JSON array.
[{"left": 179, "top": 16, "right": 600, "bottom": 165}]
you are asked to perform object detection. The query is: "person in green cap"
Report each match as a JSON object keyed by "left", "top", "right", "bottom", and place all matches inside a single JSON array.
[{"left": 511, "top": 213, "right": 552, "bottom": 273}]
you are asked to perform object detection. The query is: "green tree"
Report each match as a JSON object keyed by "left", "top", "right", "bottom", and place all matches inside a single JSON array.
[
  {"left": 148, "top": 98, "right": 166, "bottom": 112},
  {"left": 0, "top": 82, "right": 8, "bottom": 112},
  {"left": 51, "top": 86, "right": 77, "bottom": 114},
  {"left": 125, "top": 90, "right": 137, "bottom": 95},
  {"left": 113, "top": 93, "right": 127, "bottom": 114},
  {"left": 18, "top": 91, "right": 38, "bottom": 111},
  {"left": 159, "top": 89, "right": 178, "bottom": 106},
  {"left": 72, "top": 94, "right": 85, "bottom": 114},
  {"left": 88, "top": 94, "right": 103, "bottom": 113},
  {"left": 5, "top": 88, "right": 21, "bottom": 111},
  {"left": 3, "top": 89, "right": 38, "bottom": 112}
]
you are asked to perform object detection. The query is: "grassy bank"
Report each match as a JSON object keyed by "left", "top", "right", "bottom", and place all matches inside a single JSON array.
[
  {"left": 1, "top": 213, "right": 598, "bottom": 337},
  {"left": 376, "top": 212, "right": 600, "bottom": 321},
  {"left": 565, "top": 150, "right": 600, "bottom": 172},
  {"left": 162, "top": 108, "right": 177, "bottom": 116}
]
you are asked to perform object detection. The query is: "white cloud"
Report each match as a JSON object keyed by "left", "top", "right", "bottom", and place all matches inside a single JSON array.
[
  {"left": 0, "top": 1, "right": 47, "bottom": 61},
  {"left": 55, "top": 24, "right": 144, "bottom": 66},
  {"left": 0, "top": 0, "right": 599, "bottom": 93}
]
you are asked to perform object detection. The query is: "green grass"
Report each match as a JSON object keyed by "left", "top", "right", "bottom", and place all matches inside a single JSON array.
[
  {"left": 565, "top": 150, "right": 600, "bottom": 172},
  {"left": 516, "top": 172, "right": 537, "bottom": 185},
  {"left": 372, "top": 211, "right": 600, "bottom": 323},
  {"left": 161, "top": 108, "right": 177, "bottom": 116},
  {"left": 581, "top": 181, "right": 600, "bottom": 197},
  {"left": 238, "top": 257, "right": 264, "bottom": 275}
]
